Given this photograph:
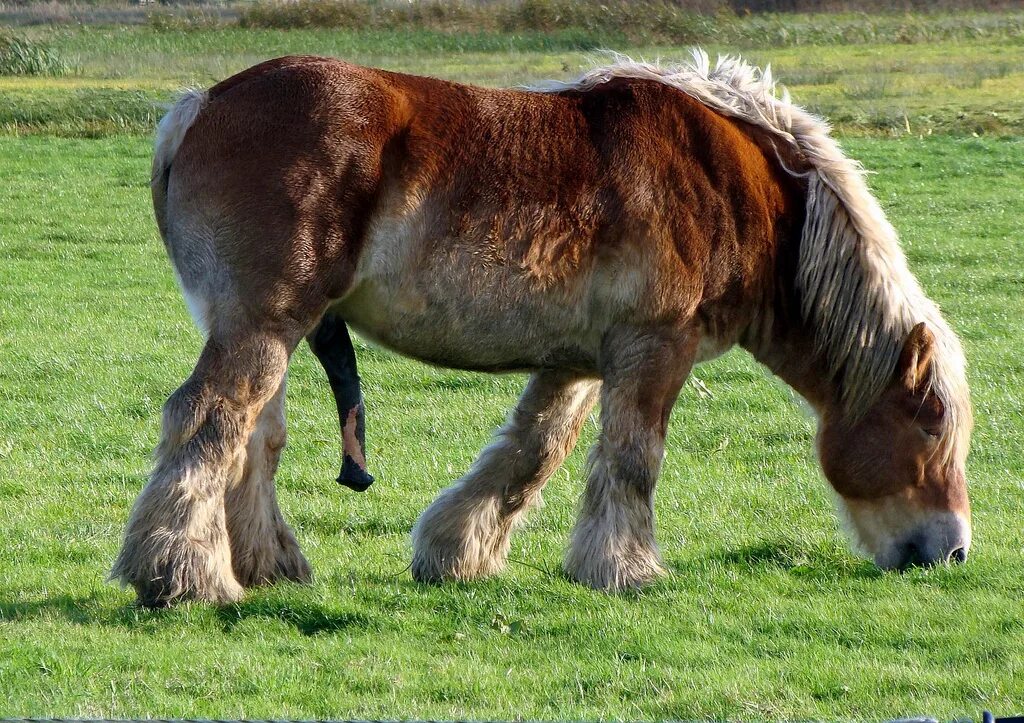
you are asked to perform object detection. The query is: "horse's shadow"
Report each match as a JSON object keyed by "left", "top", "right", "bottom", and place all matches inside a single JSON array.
[
  {"left": 0, "top": 592, "right": 152, "bottom": 628},
  {"left": 687, "top": 538, "right": 885, "bottom": 581},
  {"left": 0, "top": 542, "right": 889, "bottom": 628},
  {"left": 214, "top": 594, "right": 378, "bottom": 635},
  {"left": 0, "top": 588, "right": 379, "bottom": 636}
]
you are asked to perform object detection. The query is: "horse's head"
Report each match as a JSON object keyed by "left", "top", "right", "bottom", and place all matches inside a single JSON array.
[{"left": 817, "top": 322, "right": 972, "bottom": 570}]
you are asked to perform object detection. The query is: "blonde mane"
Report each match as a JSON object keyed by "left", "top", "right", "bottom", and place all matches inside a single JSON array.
[{"left": 535, "top": 49, "right": 971, "bottom": 453}]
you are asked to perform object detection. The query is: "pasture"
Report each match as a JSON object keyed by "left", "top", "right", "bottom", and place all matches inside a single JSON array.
[{"left": 2, "top": 11, "right": 1024, "bottom": 720}]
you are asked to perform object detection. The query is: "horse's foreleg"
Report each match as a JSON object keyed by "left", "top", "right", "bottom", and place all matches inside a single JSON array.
[
  {"left": 224, "top": 377, "right": 312, "bottom": 588},
  {"left": 308, "top": 314, "right": 374, "bottom": 492},
  {"left": 564, "top": 327, "right": 697, "bottom": 592},
  {"left": 110, "top": 331, "right": 292, "bottom": 607},
  {"left": 412, "top": 371, "right": 600, "bottom": 583}
]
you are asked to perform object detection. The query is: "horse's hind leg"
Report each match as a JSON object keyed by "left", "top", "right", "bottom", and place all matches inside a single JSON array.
[
  {"left": 110, "top": 329, "right": 293, "bottom": 607},
  {"left": 224, "top": 376, "right": 312, "bottom": 588},
  {"left": 412, "top": 370, "right": 600, "bottom": 583},
  {"left": 565, "top": 327, "right": 697, "bottom": 592}
]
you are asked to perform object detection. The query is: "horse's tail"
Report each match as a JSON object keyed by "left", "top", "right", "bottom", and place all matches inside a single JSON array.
[{"left": 151, "top": 88, "right": 208, "bottom": 239}]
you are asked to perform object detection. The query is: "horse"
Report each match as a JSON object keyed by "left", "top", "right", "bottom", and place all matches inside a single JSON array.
[{"left": 110, "top": 50, "right": 973, "bottom": 607}]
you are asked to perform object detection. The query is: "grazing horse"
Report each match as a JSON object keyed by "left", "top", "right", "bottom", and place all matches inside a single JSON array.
[{"left": 111, "top": 50, "right": 973, "bottom": 607}]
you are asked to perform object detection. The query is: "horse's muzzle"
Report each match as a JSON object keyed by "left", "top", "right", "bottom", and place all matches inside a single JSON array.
[
  {"left": 878, "top": 513, "right": 971, "bottom": 571},
  {"left": 891, "top": 539, "right": 968, "bottom": 571}
]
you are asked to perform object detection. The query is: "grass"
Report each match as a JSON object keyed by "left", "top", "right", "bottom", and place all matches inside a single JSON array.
[
  {"left": 232, "top": 0, "right": 722, "bottom": 39},
  {"left": 0, "top": 30, "right": 69, "bottom": 76},
  {"left": 1, "top": 131, "right": 1023, "bottom": 719},
  {"left": 230, "top": 0, "right": 1024, "bottom": 50},
  {"left": 1, "top": 9, "right": 1024, "bottom": 719},
  {"left": 2, "top": 21, "right": 1024, "bottom": 136}
]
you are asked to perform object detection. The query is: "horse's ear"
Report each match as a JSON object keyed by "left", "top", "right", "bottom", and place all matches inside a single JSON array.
[{"left": 897, "top": 322, "right": 936, "bottom": 394}]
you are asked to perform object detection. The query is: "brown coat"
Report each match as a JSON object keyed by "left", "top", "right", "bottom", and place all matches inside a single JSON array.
[{"left": 112, "top": 53, "right": 971, "bottom": 606}]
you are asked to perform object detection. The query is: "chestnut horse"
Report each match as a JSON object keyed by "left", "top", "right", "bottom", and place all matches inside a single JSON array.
[{"left": 111, "top": 50, "right": 972, "bottom": 607}]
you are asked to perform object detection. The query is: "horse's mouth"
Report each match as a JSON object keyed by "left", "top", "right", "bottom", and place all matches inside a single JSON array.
[{"left": 874, "top": 518, "right": 971, "bottom": 571}]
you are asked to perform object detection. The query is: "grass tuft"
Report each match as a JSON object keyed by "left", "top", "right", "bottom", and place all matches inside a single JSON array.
[
  {"left": 146, "top": 7, "right": 225, "bottom": 33},
  {"left": 0, "top": 29, "right": 70, "bottom": 76}
]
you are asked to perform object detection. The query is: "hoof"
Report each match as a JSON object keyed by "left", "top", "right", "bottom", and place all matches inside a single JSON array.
[
  {"left": 337, "top": 455, "right": 374, "bottom": 492},
  {"left": 411, "top": 490, "right": 508, "bottom": 583},
  {"left": 410, "top": 543, "right": 506, "bottom": 584},
  {"left": 268, "top": 529, "right": 314, "bottom": 585},
  {"left": 564, "top": 552, "right": 666, "bottom": 592},
  {"left": 112, "top": 539, "right": 244, "bottom": 608},
  {"left": 564, "top": 530, "right": 666, "bottom": 593},
  {"left": 230, "top": 523, "right": 313, "bottom": 588},
  {"left": 565, "top": 553, "right": 667, "bottom": 589},
  {"left": 132, "top": 574, "right": 244, "bottom": 609}
]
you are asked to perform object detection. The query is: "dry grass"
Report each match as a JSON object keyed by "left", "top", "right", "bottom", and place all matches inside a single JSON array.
[
  {"left": 236, "top": 0, "right": 718, "bottom": 42},
  {"left": 232, "top": 0, "right": 1024, "bottom": 46}
]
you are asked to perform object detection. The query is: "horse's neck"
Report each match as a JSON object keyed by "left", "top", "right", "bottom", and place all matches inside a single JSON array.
[{"left": 740, "top": 285, "right": 840, "bottom": 417}]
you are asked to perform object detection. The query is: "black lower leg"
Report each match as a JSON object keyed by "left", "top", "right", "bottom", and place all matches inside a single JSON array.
[{"left": 309, "top": 314, "right": 374, "bottom": 492}]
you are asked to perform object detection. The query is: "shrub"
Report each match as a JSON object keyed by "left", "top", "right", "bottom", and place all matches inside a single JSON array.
[
  {"left": 238, "top": 0, "right": 373, "bottom": 30},
  {"left": 499, "top": 0, "right": 722, "bottom": 43},
  {"left": 237, "top": 0, "right": 726, "bottom": 43},
  {"left": 146, "top": 7, "right": 225, "bottom": 31}
]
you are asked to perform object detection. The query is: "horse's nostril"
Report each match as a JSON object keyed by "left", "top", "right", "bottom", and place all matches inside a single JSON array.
[
  {"left": 949, "top": 547, "right": 968, "bottom": 564},
  {"left": 898, "top": 541, "right": 923, "bottom": 571}
]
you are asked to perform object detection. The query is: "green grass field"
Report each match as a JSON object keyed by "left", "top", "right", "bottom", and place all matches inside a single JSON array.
[
  {"left": 2, "top": 12, "right": 1024, "bottom": 721},
  {"left": 4, "top": 14, "right": 1024, "bottom": 136}
]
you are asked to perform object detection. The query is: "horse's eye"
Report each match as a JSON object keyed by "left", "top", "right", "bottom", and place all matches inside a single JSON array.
[{"left": 918, "top": 426, "right": 941, "bottom": 441}]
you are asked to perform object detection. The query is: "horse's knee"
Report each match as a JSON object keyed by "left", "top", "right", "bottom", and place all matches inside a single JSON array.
[{"left": 159, "top": 335, "right": 285, "bottom": 456}]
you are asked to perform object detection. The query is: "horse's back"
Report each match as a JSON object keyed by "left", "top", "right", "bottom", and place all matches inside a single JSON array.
[{"left": 164, "top": 56, "right": 803, "bottom": 367}]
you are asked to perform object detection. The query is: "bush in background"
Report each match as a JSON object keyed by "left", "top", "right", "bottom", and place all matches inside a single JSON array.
[
  {"left": 234, "top": 0, "right": 1024, "bottom": 45},
  {"left": 237, "top": 0, "right": 372, "bottom": 29},
  {"left": 499, "top": 0, "right": 720, "bottom": 42},
  {"left": 237, "top": 0, "right": 724, "bottom": 42}
]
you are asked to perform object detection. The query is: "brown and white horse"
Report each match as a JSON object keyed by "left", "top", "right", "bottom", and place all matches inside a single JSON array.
[{"left": 111, "top": 50, "right": 972, "bottom": 607}]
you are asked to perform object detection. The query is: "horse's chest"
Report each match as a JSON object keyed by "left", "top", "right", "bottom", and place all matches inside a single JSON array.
[{"left": 694, "top": 334, "right": 734, "bottom": 364}]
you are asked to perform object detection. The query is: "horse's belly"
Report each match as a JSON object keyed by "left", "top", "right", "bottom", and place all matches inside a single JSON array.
[{"left": 331, "top": 273, "right": 597, "bottom": 373}]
